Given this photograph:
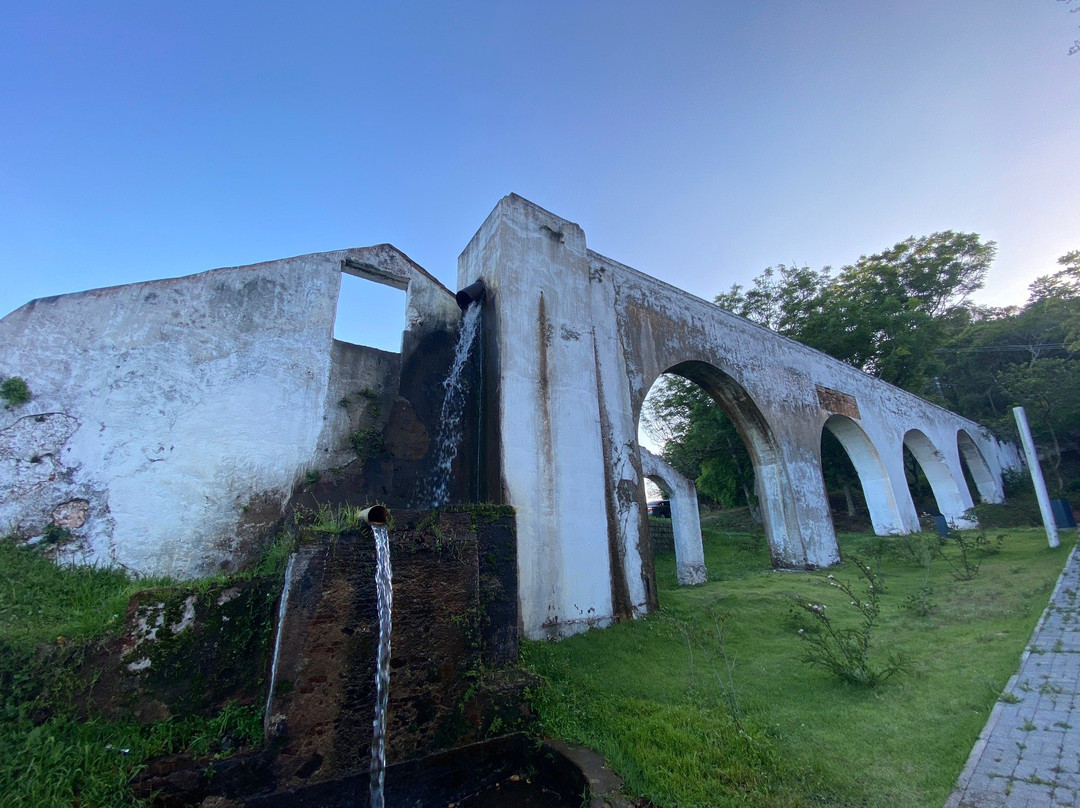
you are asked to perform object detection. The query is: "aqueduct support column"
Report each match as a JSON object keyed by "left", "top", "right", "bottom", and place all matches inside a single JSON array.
[
  {"left": 904, "top": 429, "right": 977, "bottom": 529},
  {"left": 640, "top": 448, "right": 706, "bottom": 586},
  {"left": 769, "top": 419, "right": 842, "bottom": 569},
  {"left": 458, "top": 195, "right": 626, "bottom": 639},
  {"left": 876, "top": 437, "right": 924, "bottom": 534},
  {"left": 824, "top": 415, "right": 908, "bottom": 536}
]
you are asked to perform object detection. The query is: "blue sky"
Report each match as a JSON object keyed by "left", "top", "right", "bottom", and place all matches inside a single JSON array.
[{"left": 2, "top": 1, "right": 1077, "bottom": 351}]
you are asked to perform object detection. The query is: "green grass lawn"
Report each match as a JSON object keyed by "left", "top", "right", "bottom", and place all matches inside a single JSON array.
[{"left": 523, "top": 524, "right": 1073, "bottom": 808}]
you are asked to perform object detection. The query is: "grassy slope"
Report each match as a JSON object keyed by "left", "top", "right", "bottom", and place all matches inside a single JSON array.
[
  {"left": 523, "top": 525, "right": 1072, "bottom": 808},
  {"left": 0, "top": 541, "right": 159, "bottom": 806},
  {"left": 0, "top": 540, "right": 276, "bottom": 808}
]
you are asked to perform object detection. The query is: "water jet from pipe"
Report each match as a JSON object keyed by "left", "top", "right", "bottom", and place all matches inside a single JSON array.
[{"left": 368, "top": 505, "right": 394, "bottom": 808}]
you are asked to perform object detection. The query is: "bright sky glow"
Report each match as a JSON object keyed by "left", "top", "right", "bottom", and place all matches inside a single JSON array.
[{"left": 2, "top": 2, "right": 1077, "bottom": 351}]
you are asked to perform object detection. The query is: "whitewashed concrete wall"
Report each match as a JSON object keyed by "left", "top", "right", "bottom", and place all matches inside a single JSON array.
[
  {"left": 460, "top": 194, "right": 1021, "bottom": 640},
  {"left": 0, "top": 246, "right": 457, "bottom": 577}
]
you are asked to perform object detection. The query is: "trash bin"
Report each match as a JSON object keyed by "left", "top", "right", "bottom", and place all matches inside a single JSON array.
[{"left": 1050, "top": 498, "right": 1077, "bottom": 529}]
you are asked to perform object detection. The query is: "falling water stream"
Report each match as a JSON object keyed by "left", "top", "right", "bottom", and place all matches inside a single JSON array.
[
  {"left": 416, "top": 302, "right": 482, "bottom": 508},
  {"left": 264, "top": 552, "right": 297, "bottom": 734},
  {"left": 372, "top": 298, "right": 480, "bottom": 805},
  {"left": 369, "top": 522, "right": 393, "bottom": 808}
]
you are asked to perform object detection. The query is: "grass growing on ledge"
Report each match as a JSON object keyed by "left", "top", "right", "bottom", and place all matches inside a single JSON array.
[{"left": 522, "top": 526, "right": 1072, "bottom": 808}]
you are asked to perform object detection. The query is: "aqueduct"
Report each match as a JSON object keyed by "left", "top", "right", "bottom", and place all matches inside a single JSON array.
[
  {"left": 460, "top": 195, "right": 1020, "bottom": 638},
  {"left": 0, "top": 193, "right": 1021, "bottom": 641}
]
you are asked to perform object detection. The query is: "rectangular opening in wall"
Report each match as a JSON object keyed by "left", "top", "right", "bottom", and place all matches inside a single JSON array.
[{"left": 334, "top": 272, "right": 407, "bottom": 352}]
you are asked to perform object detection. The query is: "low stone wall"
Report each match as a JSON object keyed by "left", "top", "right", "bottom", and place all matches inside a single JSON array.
[
  {"left": 649, "top": 519, "right": 674, "bottom": 555},
  {"left": 80, "top": 579, "right": 276, "bottom": 723}
]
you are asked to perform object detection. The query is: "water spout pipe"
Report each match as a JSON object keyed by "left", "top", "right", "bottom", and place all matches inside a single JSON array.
[
  {"left": 361, "top": 505, "right": 391, "bottom": 526},
  {"left": 455, "top": 279, "right": 486, "bottom": 311}
]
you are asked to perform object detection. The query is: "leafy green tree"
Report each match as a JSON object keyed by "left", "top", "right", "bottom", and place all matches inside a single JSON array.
[
  {"left": 715, "top": 232, "right": 996, "bottom": 393},
  {"left": 715, "top": 263, "right": 831, "bottom": 334},
  {"left": 935, "top": 251, "right": 1080, "bottom": 494},
  {"left": 641, "top": 375, "right": 756, "bottom": 511},
  {"left": 1027, "top": 250, "right": 1080, "bottom": 353},
  {"left": 811, "top": 232, "right": 994, "bottom": 391},
  {"left": 996, "top": 359, "right": 1080, "bottom": 494}
]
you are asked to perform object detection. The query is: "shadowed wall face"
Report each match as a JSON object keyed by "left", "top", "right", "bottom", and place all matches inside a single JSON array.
[{"left": 266, "top": 508, "right": 523, "bottom": 788}]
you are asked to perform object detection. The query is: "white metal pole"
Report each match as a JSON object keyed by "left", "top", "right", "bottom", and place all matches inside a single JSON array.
[{"left": 1012, "top": 406, "right": 1060, "bottom": 548}]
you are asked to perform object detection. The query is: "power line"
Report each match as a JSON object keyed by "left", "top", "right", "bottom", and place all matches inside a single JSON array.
[{"left": 935, "top": 344, "right": 1070, "bottom": 354}]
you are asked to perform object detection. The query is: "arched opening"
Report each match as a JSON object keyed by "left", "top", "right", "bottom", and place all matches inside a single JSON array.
[
  {"left": 820, "top": 428, "right": 869, "bottom": 532},
  {"left": 902, "top": 429, "right": 973, "bottom": 528},
  {"left": 821, "top": 415, "right": 906, "bottom": 535},
  {"left": 957, "top": 430, "right": 1001, "bottom": 504},
  {"left": 639, "top": 375, "right": 756, "bottom": 516},
  {"left": 637, "top": 360, "right": 807, "bottom": 570}
]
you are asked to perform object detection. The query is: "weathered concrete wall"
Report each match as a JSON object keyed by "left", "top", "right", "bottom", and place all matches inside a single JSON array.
[
  {"left": 0, "top": 246, "right": 459, "bottom": 577},
  {"left": 266, "top": 508, "right": 524, "bottom": 787},
  {"left": 459, "top": 194, "right": 1021, "bottom": 640}
]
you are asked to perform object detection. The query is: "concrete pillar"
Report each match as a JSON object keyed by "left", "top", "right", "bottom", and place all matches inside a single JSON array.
[
  {"left": 773, "top": 427, "right": 841, "bottom": 568},
  {"left": 458, "top": 195, "right": 617, "bottom": 639},
  {"left": 1013, "top": 406, "right": 1060, "bottom": 548},
  {"left": 640, "top": 448, "right": 706, "bottom": 586}
]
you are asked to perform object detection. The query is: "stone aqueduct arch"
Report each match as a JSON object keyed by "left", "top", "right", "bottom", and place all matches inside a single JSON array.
[{"left": 460, "top": 194, "right": 1021, "bottom": 639}]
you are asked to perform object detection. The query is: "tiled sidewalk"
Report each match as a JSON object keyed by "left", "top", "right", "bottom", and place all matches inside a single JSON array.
[{"left": 947, "top": 544, "right": 1080, "bottom": 808}]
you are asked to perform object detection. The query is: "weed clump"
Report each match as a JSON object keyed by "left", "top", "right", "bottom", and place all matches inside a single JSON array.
[
  {"left": 0, "top": 377, "right": 31, "bottom": 408},
  {"left": 942, "top": 524, "right": 1003, "bottom": 581},
  {"left": 350, "top": 427, "right": 384, "bottom": 458}
]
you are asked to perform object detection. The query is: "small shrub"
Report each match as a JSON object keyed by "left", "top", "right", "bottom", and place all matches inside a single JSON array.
[
  {"left": 0, "top": 377, "right": 31, "bottom": 408},
  {"left": 902, "top": 585, "right": 937, "bottom": 617},
  {"left": 973, "top": 471, "right": 1042, "bottom": 527},
  {"left": 789, "top": 556, "right": 904, "bottom": 687},
  {"left": 664, "top": 608, "right": 746, "bottom": 733},
  {"left": 41, "top": 524, "right": 72, "bottom": 545},
  {"left": 972, "top": 500, "right": 1042, "bottom": 529},
  {"left": 899, "top": 533, "right": 941, "bottom": 616},
  {"left": 942, "top": 526, "right": 1002, "bottom": 581},
  {"left": 350, "top": 427, "right": 384, "bottom": 458}
]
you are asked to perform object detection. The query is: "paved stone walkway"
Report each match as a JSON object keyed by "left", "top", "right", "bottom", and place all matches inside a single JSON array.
[{"left": 947, "top": 543, "right": 1080, "bottom": 808}]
